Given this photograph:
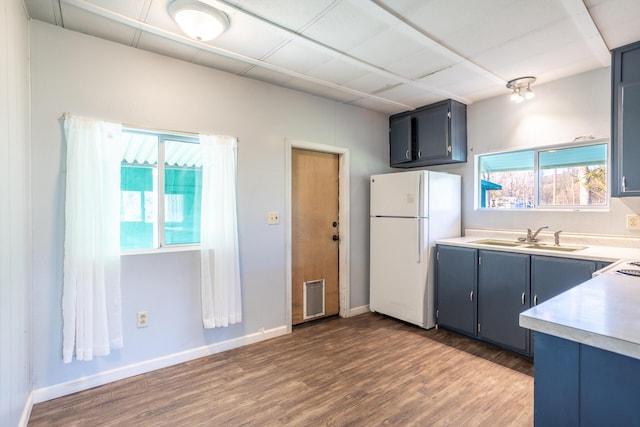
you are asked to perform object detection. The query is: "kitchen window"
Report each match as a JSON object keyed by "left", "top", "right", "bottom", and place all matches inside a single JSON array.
[
  {"left": 120, "top": 129, "right": 202, "bottom": 250},
  {"left": 477, "top": 139, "right": 608, "bottom": 210}
]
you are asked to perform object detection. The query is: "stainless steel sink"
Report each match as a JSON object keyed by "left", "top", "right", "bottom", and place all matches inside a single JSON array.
[
  {"left": 470, "top": 239, "right": 586, "bottom": 252},
  {"left": 470, "top": 239, "right": 522, "bottom": 247},
  {"left": 522, "top": 244, "right": 586, "bottom": 252}
]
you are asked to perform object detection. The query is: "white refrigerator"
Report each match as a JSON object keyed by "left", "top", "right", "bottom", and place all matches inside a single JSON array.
[{"left": 369, "top": 170, "right": 461, "bottom": 329}]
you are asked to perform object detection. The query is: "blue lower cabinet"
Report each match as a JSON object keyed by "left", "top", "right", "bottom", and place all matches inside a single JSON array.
[
  {"left": 478, "top": 250, "right": 530, "bottom": 354},
  {"left": 534, "top": 332, "right": 640, "bottom": 427},
  {"left": 435, "top": 245, "right": 477, "bottom": 336},
  {"left": 533, "top": 333, "right": 580, "bottom": 426}
]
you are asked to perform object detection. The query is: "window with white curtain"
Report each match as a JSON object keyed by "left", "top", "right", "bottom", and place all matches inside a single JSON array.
[
  {"left": 63, "top": 115, "right": 242, "bottom": 363},
  {"left": 120, "top": 129, "right": 202, "bottom": 251}
]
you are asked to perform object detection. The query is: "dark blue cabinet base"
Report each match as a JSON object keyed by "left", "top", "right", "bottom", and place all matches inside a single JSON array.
[{"left": 534, "top": 332, "right": 640, "bottom": 427}]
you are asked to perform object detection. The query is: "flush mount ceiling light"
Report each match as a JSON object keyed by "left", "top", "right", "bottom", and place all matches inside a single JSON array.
[
  {"left": 168, "top": 0, "right": 230, "bottom": 42},
  {"left": 506, "top": 76, "right": 536, "bottom": 103}
]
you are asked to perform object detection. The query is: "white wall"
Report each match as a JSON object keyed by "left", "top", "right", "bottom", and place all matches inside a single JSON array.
[
  {"left": 430, "top": 67, "right": 640, "bottom": 235},
  {"left": 0, "top": 0, "right": 32, "bottom": 425},
  {"left": 29, "top": 21, "right": 389, "bottom": 393}
]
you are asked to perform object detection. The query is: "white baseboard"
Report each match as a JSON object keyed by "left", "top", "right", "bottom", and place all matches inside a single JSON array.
[
  {"left": 19, "top": 392, "right": 33, "bottom": 427},
  {"left": 349, "top": 305, "right": 370, "bottom": 317},
  {"left": 32, "top": 325, "right": 288, "bottom": 404}
]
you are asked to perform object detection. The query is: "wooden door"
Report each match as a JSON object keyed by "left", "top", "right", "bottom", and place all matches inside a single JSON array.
[{"left": 292, "top": 148, "right": 339, "bottom": 325}]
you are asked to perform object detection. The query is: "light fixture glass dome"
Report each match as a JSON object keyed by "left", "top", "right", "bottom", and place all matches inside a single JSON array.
[{"left": 168, "top": 0, "right": 230, "bottom": 42}]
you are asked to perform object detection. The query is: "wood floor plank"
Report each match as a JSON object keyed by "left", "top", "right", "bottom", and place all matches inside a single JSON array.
[{"left": 28, "top": 313, "right": 533, "bottom": 426}]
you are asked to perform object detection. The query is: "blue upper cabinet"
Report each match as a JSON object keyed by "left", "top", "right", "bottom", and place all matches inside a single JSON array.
[
  {"left": 612, "top": 41, "right": 640, "bottom": 197},
  {"left": 389, "top": 99, "right": 467, "bottom": 168}
]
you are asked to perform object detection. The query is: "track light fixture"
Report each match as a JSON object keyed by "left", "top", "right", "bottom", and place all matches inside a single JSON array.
[
  {"left": 168, "top": 0, "right": 230, "bottom": 42},
  {"left": 506, "top": 76, "right": 536, "bottom": 103}
]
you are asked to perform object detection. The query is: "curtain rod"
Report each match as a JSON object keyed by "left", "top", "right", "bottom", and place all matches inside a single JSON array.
[{"left": 62, "top": 113, "right": 239, "bottom": 142}]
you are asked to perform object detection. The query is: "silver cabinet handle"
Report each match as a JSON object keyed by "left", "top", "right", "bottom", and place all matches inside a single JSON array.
[
  {"left": 521, "top": 292, "right": 526, "bottom": 305},
  {"left": 623, "top": 176, "right": 627, "bottom": 192},
  {"left": 470, "top": 291, "right": 474, "bottom": 302},
  {"left": 417, "top": 149, "right": 422, "bottom": 159},
  {"left": 405, "top": 150, "right": 410, "bottom": 160},
  {"left": 534, "top": 295, "right": 538, "bottom": 306}
]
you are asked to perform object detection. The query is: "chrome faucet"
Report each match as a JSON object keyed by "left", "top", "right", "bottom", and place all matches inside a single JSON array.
[
  {"left": 554, "top": 230, "right": 562, "bottom": 246},
  {"left": 526, "top": 226, "right": 548, "bottom": 243}
]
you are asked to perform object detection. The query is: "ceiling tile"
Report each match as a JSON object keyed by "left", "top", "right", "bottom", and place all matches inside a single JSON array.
[
  {"left": 349, "top": 97, "right": 405, "bottom": 115},
  {"left": 60, "top": 2, "right": 137, "bottom": 46},
  {"left": 373, "top": 84, "right": 442, "bottom": 108},
  {"left": 385, "top": 47, "right": 457, "bottom": 80},
  {"left": 305, "top": 59, "right": 370, "bottom": 85},
  {"left": 24, "top": 0, "right": 63, "bottom": 24},
  {"left": 586, "top": 0, "right": 640, "bottom": 49},
  {"left": 209, "top": 12, "right": 290, "bottom": 60},
  {"left": 348, "top": 28, "right": 428, "bottom": 68},
  {"left": 440, "top": 0, "right": 572, "bottom": 57},
  {"left": 471, "top": 16, "right": 587, "bottom": 77},
  {"left": 262, "top": 40, "right": 336, "bottom": 74},
  {"left": 231, "top": 0, "right": 338, "bottom": 31},
  {"left": 302, "top": 0, "right": 392, "bottom": 52},
  {"left": 85, "top": 0, "right": 149, "bottom": 20},
  {"left": 342, "top": 73, "right": 401, "bottom": 94}
]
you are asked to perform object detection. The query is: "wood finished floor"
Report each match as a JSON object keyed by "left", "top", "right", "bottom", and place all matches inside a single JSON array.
[{"left": 29, "top": 313, "right": 533, "bottom": 426}]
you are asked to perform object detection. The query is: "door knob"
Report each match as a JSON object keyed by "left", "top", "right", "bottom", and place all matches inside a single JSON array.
[{"left": 332, "top": 235, "right": 339, "bottom": 241}]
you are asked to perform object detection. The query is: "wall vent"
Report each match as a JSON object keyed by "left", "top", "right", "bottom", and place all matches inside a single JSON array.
[{"left": 303, "top": 279, "right": 325, "bottom": 320}]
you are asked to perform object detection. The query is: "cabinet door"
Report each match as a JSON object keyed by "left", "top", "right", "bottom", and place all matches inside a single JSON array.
[
  {"left": 436, "top": 245, "right": 477, "bottom": 336},
  {"left": 616, "top": 81, "right": 640, "bottom": 194},
  {"left": 531, "top": 256, "right": 596, "bottom": 306},
  {"left": 389, "top": 115, "right": 413, "bottom": 166},
  {"left": 612, "top": 42, "right": 640, "bottom": 196},
  {"left": 478, "top": 250, "right": 530, "bottom": 353},
  {"left": 414, "top": 103, "right": 449, "bottom": 162}
]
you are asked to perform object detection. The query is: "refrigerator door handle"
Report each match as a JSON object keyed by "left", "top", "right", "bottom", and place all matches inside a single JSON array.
[{"left": 417, "top": 217, "right": 421, "bottom": 263}]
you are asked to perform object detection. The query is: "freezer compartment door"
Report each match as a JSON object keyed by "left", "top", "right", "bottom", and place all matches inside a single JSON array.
[
  {"left": 370, "top": 171, "right": 427, "bottom": 217},
  {"left": 370, "top": 217, "right": 431, "bottom": 328}
]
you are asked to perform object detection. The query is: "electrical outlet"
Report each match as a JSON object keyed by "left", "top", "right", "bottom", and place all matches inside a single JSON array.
[
  {"left": 267, "top": 211, "right": 280, "bottom": 225},
  {"left": 627, "top": 214, "right": 640, "bottom": 230},
  {"left": 137, "top": 311, "right": 149, "bottom": 328}
]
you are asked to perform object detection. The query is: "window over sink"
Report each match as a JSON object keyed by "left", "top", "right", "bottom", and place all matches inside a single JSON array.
[{"left": 476, "top": 139, "right": 608, "bottom": 210}]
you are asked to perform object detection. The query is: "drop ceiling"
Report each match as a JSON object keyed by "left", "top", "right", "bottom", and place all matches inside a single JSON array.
[{"left": 23, "top": 0, "right": 640, "bottom": 114}]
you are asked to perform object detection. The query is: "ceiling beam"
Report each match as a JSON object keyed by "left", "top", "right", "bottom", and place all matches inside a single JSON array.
[{"left": 560, "top": 0, "right": 610, "bottom": 66}]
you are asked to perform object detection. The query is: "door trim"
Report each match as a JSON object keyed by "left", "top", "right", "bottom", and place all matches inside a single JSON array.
[{"left": 285, "top": 139, "right": 350, "bottom": 333}]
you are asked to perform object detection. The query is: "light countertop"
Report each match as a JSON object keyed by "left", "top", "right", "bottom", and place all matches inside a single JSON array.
[
  {"left": 520, "top": 273, "right": 640, "bottom": 360},
  {"left": 437, "top": 229, "right": 640, "bottom": 262}
]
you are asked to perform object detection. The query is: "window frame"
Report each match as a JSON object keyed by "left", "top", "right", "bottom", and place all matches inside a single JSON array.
[
  {"left": 475, "top": 138, "right": 610, "bottom": 212},
  {"left": 120, "top": 127, "right": 202, "bottom": 254}
]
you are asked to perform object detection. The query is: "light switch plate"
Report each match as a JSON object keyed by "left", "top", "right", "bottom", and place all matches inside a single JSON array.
[{"left": 267, "top": 211, "right": 280, "bottom": 225}]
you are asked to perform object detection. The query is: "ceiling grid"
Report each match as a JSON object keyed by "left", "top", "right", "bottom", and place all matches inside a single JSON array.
[{"left": 23, "top": 0, "right": 640, "bottom": 114}]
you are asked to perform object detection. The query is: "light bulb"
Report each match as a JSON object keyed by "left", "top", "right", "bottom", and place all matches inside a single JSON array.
[{"left": 525, "top": 86, "right": 535, "bottom": 100}]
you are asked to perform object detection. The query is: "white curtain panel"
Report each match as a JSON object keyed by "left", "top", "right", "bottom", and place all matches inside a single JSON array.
[
  {"left": 62, "top": 114, "right": 124, "bottom": 362},
  {"left": 199, "top": 134, "right": 242, "bottom": 328}
]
